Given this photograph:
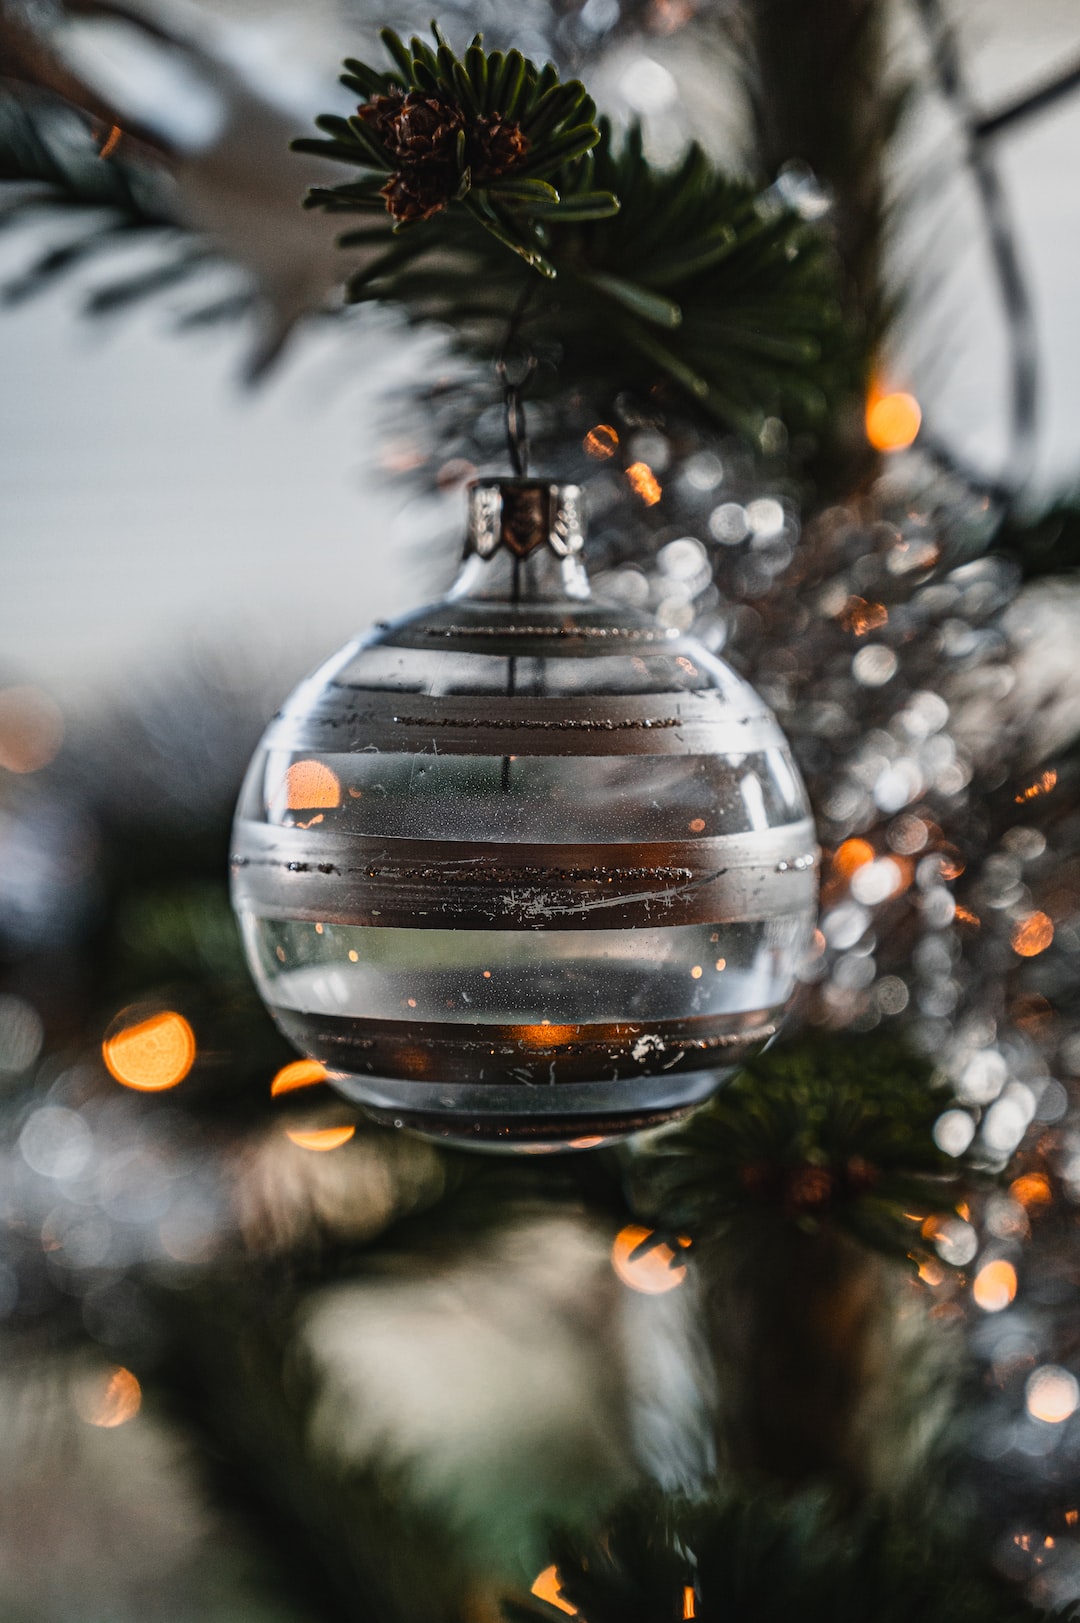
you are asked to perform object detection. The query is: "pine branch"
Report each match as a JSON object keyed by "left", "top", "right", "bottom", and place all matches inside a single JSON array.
[
  {"left": 0, "top": 88, "right": 234, "bottom": 318},
  {"left": 296, "top": 26, "right": 614, "bottom": 275},
  {"left": 296, "top": 29, "right": 853, "bottom": 440},
  {"left": 505, "top": 1485, "right": 1076, "bottom": 1623},
  {"left": 631, "top": 1033, "right": 971, "bottom": 1264}
]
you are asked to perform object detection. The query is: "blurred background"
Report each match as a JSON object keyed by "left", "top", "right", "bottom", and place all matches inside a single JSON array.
[{"left": 5, "top": 2, "right": 1080, "bottom": 1620}]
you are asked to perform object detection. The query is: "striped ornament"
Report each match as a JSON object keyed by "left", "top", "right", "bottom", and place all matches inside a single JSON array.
[{"left": 231, "top": 480, "right": 817, "bottom": 1149}]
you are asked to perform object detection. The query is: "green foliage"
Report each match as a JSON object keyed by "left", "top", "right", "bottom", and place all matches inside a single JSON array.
[
  {"left": 0, "top": 90, "right": 235, "bottom": 318},
  {"left": 504, "top": 1486, "right": 1072, "bottom": 1623},
  {"left": 294, "top": 24, "right": 616, "bottom": 276},
  {"left": 295, "top": 32, "right": 851, "bottom": 438},
  {"left": 633, "top": 1034, "right": 965, "bottom": 1260}
]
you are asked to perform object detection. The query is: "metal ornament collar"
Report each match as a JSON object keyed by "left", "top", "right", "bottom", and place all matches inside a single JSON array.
[{"left": 466, "top": 478, "right": 586, "bottom": 560}]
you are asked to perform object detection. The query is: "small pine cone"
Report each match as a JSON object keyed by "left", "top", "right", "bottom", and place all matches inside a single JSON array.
[
  {"left": 381, "top": 90, "right": 464, "bottom": 164},
  {"left": 379, "top": 167, "right": 454, "bottom": 223},
  {"left": 355, "top": 88, "right": 405, "bottom": 146},
  {"left": 470, "top": 113, "right": 530, "bottom": 180},
  {"left": 785, "top": 1164, "right": 835, "bottom": 1214}
]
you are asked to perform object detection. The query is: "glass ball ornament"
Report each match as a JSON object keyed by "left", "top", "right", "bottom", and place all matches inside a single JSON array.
[{"left": 231, "top": 479, "right": 818, "bottom": 1150}]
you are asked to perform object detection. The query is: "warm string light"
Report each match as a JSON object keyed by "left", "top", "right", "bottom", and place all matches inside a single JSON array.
[
  {"left": 583, "top": 423, "right": 618, "bottom": 459},
  {"left": 973, "top": 1259, "right": 1018, "bottom": 1312},
  {"left": 1011, "top": 1172, "right": 1052, "bottom": 1208},
  {"left": 1012, "top": 912, "right": 1054, "bottom": 957},
  {"left": 76, "top": 1366, "right": 141, "bottom": 1428},
  {"left": 98, "top": 124, "right": 123, "bottom": 159},
  {"left": 865, "top": 384, "right": 922, "bottom": 452},
  {"left": 1015, "top": 769, "right": 1057, "bottom": 804},
  {"left": 625, "top": 461, "right": 662, "bottom": 505},
  {"left": 839, "top": 596, "right": 889, "bottom": 636},
  {"left": 285, "top": 1125, "right": 356, "bottom": 1152},
  {"left": 611, "top": 1224, "right": 691, "bottom": 1294},
  {"left": 270, "top": 1059, "right": 328, "bottom": 1096},
  {"left": 102, "top": 1011, "right": 196, "bottom": 1092},
  {"left": 530, "top": 1566, "right": 577, "bottom": 1615}
]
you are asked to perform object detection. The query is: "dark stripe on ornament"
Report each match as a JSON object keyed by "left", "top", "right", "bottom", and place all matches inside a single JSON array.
[
  {"left": 268, "top": 1005, "right": 779, "bottom": 1085},
  {"left": 231, "top": 821, "right": 819, "bottom": 928},
  {"left": 357, "top": 1102, "right": 697, "bottom": 1143},
  {"left": 263, "top": 692, "right": 786, "bottom": 757}
]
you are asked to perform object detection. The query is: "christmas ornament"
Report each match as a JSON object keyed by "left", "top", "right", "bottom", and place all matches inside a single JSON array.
[{"left": 231, "top": 479, "right": 818, "bottom": 1149}]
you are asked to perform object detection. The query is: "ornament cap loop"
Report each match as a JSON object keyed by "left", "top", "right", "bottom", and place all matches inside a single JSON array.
[{"left": 467, "top": 479, "right": 585, "bottom": 561}]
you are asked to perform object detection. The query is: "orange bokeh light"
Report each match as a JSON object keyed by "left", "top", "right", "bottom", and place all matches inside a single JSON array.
[
  {"left": 833, "top": 838, "right": 875, "bottom": 879},
  {"left": 584, "top": 423, "right": 619, "bottom": 459},
  {"left": 683, "top": 1584, "right": 697, "bottom": 1619},
  {"left": 1016, "top": 770, "right": 1057, "bottom": 804},
  {"left": 285, "top": 1125, "right": 356, "bottom": 1152},
  {"left": 1011, "top": 1172, "right": 1052, "bottom": 1208},
  {"left": 530, "top": 1566, "right": 577, "bottom": 1616},
  {"left": 866, "top": 389, "right": 922, "bottom": 453},
  {"left": 80, "top": 1366, "right": 142, "bottom": 1428},
  {"left": 0, "top": 685, "right": 64, "bottom": 774},
  {"left": 285, "top": 759, "right": 341, "bottom": 811},
  {"left": 625, "top": 462, "right": 662, "bottom": 506},
  {"left": 839, "top": 596, "right": 888, "bottom": 637},
  {"left": 1012, "top": 912, "right": 1054, "bottom": 958},
  {"left": 270, "top": 1058, "right": 329, "bottom": 1096},
  {"left": 973, "top": 1259, "right": 1018, "bottom": 1312},
  {"left": 611, "top": 1224, "right": 691, "bottom": 1294},
  {"left": 103, "top": 1011, "right": 195, "bottom": 1092}
]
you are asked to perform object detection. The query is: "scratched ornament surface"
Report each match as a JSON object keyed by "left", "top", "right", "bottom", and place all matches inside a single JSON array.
[{"left": 231, "top": 480, "right": 818, "bottom": 1149}]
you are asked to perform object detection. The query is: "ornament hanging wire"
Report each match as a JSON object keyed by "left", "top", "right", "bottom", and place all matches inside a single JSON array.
[
  {"left": 496, "top": 281, "right": 537, "bottom": 479},
  {"left": 496, "top": 349, "right": 537, "bottom": 479}
]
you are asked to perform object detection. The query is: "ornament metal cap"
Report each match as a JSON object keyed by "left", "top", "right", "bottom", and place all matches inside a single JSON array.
[{"left": 466, "top": 478, "right": 585, "bottom": 561}]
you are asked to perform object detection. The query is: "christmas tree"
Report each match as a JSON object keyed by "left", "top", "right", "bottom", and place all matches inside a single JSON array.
[{"left": 3, "top": 2, "right": 1080, "bottom": 1618}]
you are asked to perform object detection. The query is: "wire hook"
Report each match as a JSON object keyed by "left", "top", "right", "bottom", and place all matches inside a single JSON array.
[{"left": 495, "top": 350, "right": 537, "bottom": 479}]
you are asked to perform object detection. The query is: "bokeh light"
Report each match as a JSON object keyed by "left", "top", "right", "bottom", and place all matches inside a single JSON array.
[
  {"left": 76, "top": 1365, "right": 142, "bottom": 1428},
  {"left": 625, "top": 462, "right": 662, "bottom": 505},
  {"left": 271, "top": 1058, "right": 329, "bottom": 1096},
  {"left": 933, "top": 1110, "right": 976, "bottom": 1157},
  {"left": 1015, "top": 770, "right": 1057, "bottom": 804},
  {"left": 611, "top": 1224, "right": 691, "bottom": 1293},
  {"left": 1012, "top": 913, "right": 1054, "bottom": 958},
  {"left": 973, "top": 1259, "right": 1018, "bottom": 1312},
  {"left": 833, "top": 838, "right": 875, "bottom": 879},
  {"left": 1011, "top": 1172, "right": 1052, "bottom": 1208},
  {"left": 531, "top": 1566, "right": 577, "bottom": 1616},
  {"left": 583, "top": 423, "right": 618, "bottom": 459},
  {"left": 102, "top": 1011, "right": 196, "bottom": 1092},
  {"left": 866, "top": 389, "right": 922, "bottom": 452},
  {"left": 285, "top": 1125, "right": 356, "bottom": 1151},
  {"left": 0, "top": 685, "right": 64, "bottom": 773},
  {"left": 1026, "top": 1366, "right": 1080, "bottom": 1424},
  {"left": 285, "top": 759, "right": 341, "bottom": 811}
]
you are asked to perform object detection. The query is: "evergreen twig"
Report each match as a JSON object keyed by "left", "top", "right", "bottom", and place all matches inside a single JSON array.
[{"left": 296, "top": 28, "right": 853, "bottom": 439}]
